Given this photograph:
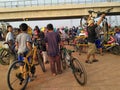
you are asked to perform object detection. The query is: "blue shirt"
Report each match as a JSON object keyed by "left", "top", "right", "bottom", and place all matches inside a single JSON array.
[{"left": 115, "top": 32, "right": 120, "bottom": 45}]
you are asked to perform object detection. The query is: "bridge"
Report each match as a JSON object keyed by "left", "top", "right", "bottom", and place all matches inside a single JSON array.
[{"left": 0, "top": 0, "right": 120, "bottom": 21}]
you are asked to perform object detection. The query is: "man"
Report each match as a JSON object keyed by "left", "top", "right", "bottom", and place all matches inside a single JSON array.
[
  {"left": 33, "top": 26, "right": 48, "bottom": 64},
  {"left": 95, "top": 26, "right": 104, "bottom": 56},
  {"left": 114, "top": 26, "right": 120, "bottom": 45},
  {"left": 6, "top": 25, "right": 14, "bottom": 49},
  {"left": 15, "top": 23, "right": 34, "bottom": 81},
  {"left": 86, "top": 14, "right": 105, "bottom": 63},
  {"left": 15, "top": 23, "right": 32, "bottom": 61},
  {"left": 5, "top": 25, "right": 15, "bottom": 64},
  {"left": 45, "top": 24, "right": 62, "bottom": 76}
]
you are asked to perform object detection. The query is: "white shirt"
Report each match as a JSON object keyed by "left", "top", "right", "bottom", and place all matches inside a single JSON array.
[{"left": 6, "top": 32, "right": 14, "bottom": 42}]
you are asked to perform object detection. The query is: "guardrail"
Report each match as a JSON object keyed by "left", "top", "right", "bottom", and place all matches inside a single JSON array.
[{"left": 0, "top": 0, "right": 120, "bottom": 8}]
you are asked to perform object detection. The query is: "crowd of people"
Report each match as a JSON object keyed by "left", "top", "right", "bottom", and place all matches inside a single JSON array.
[{"left": 4, "top": 14, "right": 120, "bottom": 77}]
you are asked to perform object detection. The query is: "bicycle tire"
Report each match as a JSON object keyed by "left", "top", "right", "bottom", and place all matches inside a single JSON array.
[
  {"left": 7, "top": 60, "right": 29, "bottom": 90},
  {"left": 37, "top": 51, "right": 46, "bottom": 72},
  {"left": 0, "top": 48, "right": 8, "bottom": 65},
  {"left": 0, "top": 48, "right": 11, "bottom": 65},
  {"left": 72, "top": 58, "right": 87, "bottom": 86},
  {"left": 111, "top": 45, "right": 120, "bottom": 55},
  {"left": 61, "top": 51, "right": 66, "bottom": 70}
]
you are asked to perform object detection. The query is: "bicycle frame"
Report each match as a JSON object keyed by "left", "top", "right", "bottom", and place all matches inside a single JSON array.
[
  {"left": 20, "top": 50, "right": 34, "bottom": 76},
  {"left": 61, "top": 47, "right": 74, "bottom": 66}
]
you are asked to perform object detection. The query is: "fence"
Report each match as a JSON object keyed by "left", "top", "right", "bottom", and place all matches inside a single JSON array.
[{"left": 0, "top": 0, "right": 119, "bottom": 8}]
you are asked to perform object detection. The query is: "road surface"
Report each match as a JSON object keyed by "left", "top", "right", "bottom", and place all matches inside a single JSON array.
[{"left": 0, "top": 45, "right": 120, "bottom": 90}]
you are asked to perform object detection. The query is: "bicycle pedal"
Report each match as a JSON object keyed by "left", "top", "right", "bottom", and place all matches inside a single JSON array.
[
  {"left": 16, "top": 73, "right": 24, "bottom": 84},
  {"left": 20, "top": 78, "right": 24, "bottom": 85}
]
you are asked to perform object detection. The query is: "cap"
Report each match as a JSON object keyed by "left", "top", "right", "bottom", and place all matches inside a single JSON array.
[{"left": 88, "top": 19, "right": 94, "bottom": 26}]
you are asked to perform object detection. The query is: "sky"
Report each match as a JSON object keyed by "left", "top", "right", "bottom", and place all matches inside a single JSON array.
[
  {"left": 7, "top": 19, "right": 81, "bottom": 29},
  {"left": 7, "top": 15, "right": 120, "bottom": 29}
]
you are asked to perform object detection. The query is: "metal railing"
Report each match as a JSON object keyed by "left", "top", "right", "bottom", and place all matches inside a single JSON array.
[{"left": 0, "top": 0, "right": 119, "bottom": 8}]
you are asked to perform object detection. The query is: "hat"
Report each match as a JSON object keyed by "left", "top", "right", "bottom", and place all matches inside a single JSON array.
[{"left": 88, "top": 19, "right": 94, "bottom": 26}]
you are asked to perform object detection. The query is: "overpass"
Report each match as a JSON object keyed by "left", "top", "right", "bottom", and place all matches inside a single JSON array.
[{"left": 0, "top": 1, "right": 120, "bottom": 21}]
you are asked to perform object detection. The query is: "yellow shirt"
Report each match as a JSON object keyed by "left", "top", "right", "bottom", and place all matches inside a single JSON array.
[{"left": 27, "top": 26, "right": 32, "bottom": 37}]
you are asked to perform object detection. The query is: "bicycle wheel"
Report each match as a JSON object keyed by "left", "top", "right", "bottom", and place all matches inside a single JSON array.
[
  {"left": 60, "top": 50, "right": 66, "bottom": 70},
  {"left": 0, "top": 48, "right": 11, "bottom": 65},
  {"left": 7, "top": 60, "right": 29, "bottom": 90},
  {"left": 111, "top": 45, "right": 120, "bottom": 55},
  {"left": 72, "top": 58, "right": 87, "bottom": 85},
  {"left": 37, "top": 51, "right": 46, "bottom": 72}
]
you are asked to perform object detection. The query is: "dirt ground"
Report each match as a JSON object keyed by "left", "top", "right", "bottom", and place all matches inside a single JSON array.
[{"left": 0, "top": 45, "right": 120, "bottom": 90}]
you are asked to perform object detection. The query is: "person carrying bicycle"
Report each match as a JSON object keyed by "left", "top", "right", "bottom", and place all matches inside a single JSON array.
[{"left": 86, "top": 14, "right": 105, "bottom": 63}]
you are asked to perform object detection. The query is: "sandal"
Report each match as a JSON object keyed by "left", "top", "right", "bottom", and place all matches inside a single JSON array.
[
  {"left": 85, "top": 60, "right": 92, "bottom": 64},
  {"left": 92, "top": 59, "right": 99, "bottom": 62}
]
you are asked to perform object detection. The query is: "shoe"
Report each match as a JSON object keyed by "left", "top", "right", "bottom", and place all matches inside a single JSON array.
[
  {"left": 85, "top": 60, "right": 92, "bottom": 64},
  {"left": 92, "top": 59, "right": 99, "bottom": 62},
  {"left": 16, "top": 73, "right": 24, "bottom": 85}
]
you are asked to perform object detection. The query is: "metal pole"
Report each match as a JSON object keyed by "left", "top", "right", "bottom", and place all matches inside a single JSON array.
[
  {"left": 17, "top": 1, "right": 18, "bottom": 7},
  {"left": 30, "top": 0, "right": 32, "bottom": 7},
  {"left": 24, "top": 0, "right": 25, "bottom": 7},
  {"left": 44, "top": 0, "right": 45, "bottom": 6},
  {"left": 11, "top": 1, "right": 12, "bottom": 8},
  {"left": 4, "top": 2, "right": 6, "bottom": 8},
  {"left": 37, "top": 0, "right": 39, "bottom": 6},
  {"left": 57, "top": 0, "right": 58, "bottom": 4}
]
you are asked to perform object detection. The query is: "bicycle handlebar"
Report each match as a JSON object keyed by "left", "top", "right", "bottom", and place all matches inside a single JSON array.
[{"left": 88, "top": 7, "right": 113, "bottom": 18}]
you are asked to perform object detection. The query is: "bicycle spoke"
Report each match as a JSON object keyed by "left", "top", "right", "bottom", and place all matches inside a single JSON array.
[
  {"left": 11, "top": 78, "right": 18, "bottom": 85},
  {"left": 7, "top": 61, "right": 29, "bottom": 90}
]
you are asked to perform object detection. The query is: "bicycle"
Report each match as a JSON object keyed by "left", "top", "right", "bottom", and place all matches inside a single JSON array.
[
  {"left": 102, "top": 42, "right": 120, "bottom": 55},
  {"left": 33, "top": 39, "right": 46, "bottom": 72},
  {"left": 88, "top": 8, "right": 113, "bottom": 32},
  {"left": 87, "top": 8, "right": 120, "bottom": 55},
  {"left": 7, "top": 39, "right": 46, "bottom": 90},
  {"left": 7, "top": 51, "right": 35, "bottom": 90},
  {"left": 60, "top": 47, "right": 87, "bottom": 85},
  {"left": 7, "top": 50, "right": 35, "bottom": 90},
  {"left": 0, "top": 42, "right": 17, "bottom": 65}
]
